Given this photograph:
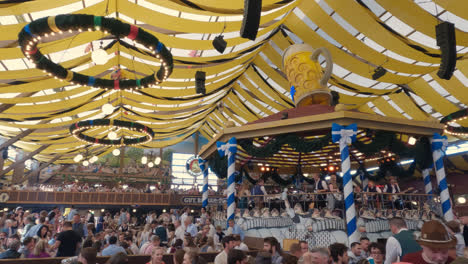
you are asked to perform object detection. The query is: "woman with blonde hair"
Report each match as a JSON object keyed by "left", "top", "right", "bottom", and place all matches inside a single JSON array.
[
  {"left": 199, "top": 237, "right": 215, "bottom": 253},
  {"left": 146, "top": 247, "right": 165, "bottom": 264},
  {"left": 138, "top": 224, "right": 152, "bottom": 246},
  {"left": 28, "top": 239, "right": 50, "bottom": 258}
]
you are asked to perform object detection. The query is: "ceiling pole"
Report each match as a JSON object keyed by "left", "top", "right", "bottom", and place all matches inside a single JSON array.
[{"left": 1, "top": 144, "right": 49, "bottom": 178}]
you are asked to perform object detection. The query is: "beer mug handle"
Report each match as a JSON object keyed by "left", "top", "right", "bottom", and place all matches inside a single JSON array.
[{"left": 310, "top": 47, "right": 333, "bottom": 87}]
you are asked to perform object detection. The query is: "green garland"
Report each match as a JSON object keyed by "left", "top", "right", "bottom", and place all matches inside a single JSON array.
[
  {"left": 18, "top": 14, "right": 173, "bottom": 90},
  {"left": 210, "top": 130, "right": 433, "bottom": 183},
  {"left": 70, "top": 119, "right": 154, "bottom": 146},
  {"left": 238, "top": 132, "right": 332, "bottom": 158},
  {"left": 440, "top": 108, "right": 468, "bottom": 136}
]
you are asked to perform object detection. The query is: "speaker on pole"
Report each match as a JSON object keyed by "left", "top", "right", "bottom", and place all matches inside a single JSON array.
[
  {"left": 436, "top": 22, "right": 456, "bottom": 80},
  {"left": 195, "top": 71, "right": 206, "bottom": 94},
  {"left": 240, "top": 0, "right": 262, "bottom": 41}
]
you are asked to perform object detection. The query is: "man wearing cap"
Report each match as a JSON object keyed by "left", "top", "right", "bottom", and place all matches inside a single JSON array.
[{"left": 402, "top": 220, "right": 456, "bottom": 264}]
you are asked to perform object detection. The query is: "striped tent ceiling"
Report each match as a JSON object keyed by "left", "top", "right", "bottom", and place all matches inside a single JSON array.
[{"left": 0, "top": 0, "right": 468, "bottom": 165}]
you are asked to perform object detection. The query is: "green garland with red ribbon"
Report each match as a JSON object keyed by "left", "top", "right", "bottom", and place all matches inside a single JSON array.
[
  {"left": 69, "top": 119, "right": 154, "bottom": 146},
  {"left": 18, "top": 14, "right": 173, "bottom": 90},
  {"left": 440, "top": 108, "right": 468, "bottom": 136}
]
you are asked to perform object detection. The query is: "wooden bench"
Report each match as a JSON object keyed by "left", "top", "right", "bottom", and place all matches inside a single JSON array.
[{"left": 243, "top": 236, "right": 264, "bottom": 250}]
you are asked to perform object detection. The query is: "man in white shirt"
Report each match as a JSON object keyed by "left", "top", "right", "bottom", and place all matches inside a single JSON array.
[
  {"left": 384, "top": 217, "right": 421, "bottom": 264},
  {"left": 214, "top": 236, "right": 235, "bottom": 264},
  {"left": 174, "top": 220, "right": 184, "bottom": 241}
]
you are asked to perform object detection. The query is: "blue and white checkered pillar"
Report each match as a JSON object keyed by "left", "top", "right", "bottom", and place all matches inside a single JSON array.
[
  {"left": 422, "top": 168, "right": 433, "bottom": 200},
  {"left": 431, "top": 133, "right": 454, "bottom": 221},
  {"left": 217, "top": 137, "right": 237, "bottom": 224},
  {"left": 332, "top": 123, "right": 359, "bottom": 243},
  {"left": 199, "top": 158, "right": 209, "bottom": 208}
]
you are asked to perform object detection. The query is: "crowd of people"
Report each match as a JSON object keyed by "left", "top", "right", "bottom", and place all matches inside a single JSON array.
[{"left": 0, "top": 203, "right": 467, "bottom": 264}]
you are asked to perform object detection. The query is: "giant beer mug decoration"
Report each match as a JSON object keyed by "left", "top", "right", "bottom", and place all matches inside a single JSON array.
[{"left": 282, "top": 44, "right": 333, "bottom": 107}]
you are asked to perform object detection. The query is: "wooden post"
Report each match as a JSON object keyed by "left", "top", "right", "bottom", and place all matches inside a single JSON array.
[
  {"left": 194, "top": 132, "right": 199, "bottom": 156},
  {"left": 119, "top": 146, "right": 125, "bottom": 174}
]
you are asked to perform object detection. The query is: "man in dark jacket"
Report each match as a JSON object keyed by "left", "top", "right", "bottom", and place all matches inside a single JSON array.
[{"left": 0, "top": 240, "right": 21, "bottom": 259}]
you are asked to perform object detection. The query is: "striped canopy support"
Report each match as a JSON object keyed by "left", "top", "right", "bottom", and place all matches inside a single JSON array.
[
  {"left": 217, "top": 137, "right": 237, "bottom": 224},
  {"left": 422, "top": 168, "right": 433, "bottom": 200},
  {"left": 431, "top": 133, "right": 454, "bottom": 221},
  {"left": 198, "top": 158, "right": 209, "bottom": 209},
  {"left": 332, "top": 123, "right": 359, "bottom": 244}
]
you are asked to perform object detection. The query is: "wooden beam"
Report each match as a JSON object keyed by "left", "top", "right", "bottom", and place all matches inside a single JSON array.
[
  {"left": 41, "top": 164, "right": 71, "bottom": 184},
  {"left": 26, "top": 154, "right": 63, "bottom": 185},
  {"left": 0, "top": 129, "right": 36, "bottom": 151},
  {"left": 1, "top": 144, "right": 50, "bottom": 178}
]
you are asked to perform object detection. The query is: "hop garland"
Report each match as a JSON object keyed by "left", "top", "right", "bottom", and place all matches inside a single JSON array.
[{"left": 18, "top": 14, "right": 173, "bottom": 90}]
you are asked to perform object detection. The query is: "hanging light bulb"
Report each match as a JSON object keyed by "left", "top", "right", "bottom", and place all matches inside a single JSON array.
[
  {"left": 101, "top": 103, "right": 114, "bottom": 115},
  {"left": 91, "top": 48, "right": 109, "bottom": 65},
  {"left": 141, "top": 156, "right": 148, "bottom": 164},
  {"left": 112, "top": 149, "right": 120, "bottom": 156},
  {"left": 74, "top": 154, "right": 84, "bottom": 162},
  {"left": 155, "top": 157, "right": 161, "bottom": 165},
  {"left": 108, "top": 131, "right": 118, "bottom": 140},
  {"left": 148, "top": 162, "right": 154, "bottom": 168},
  {"left": 82, "top": 160, "right": 89, "bottom": 166},
  {"left": 90, "top": 156, "right": 99, "bottom": 163}
]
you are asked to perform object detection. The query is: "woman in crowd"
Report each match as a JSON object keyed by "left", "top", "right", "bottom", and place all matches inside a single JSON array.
[
  {"left": 147, "top": 247, "right": 165, "bottom": 264},
  {"left": 174, "top": 249, "right": 185, "bottom": 264},
  {"left": 36, "top": 225, "right": 49, "bottom": 240},
  {"left": 200, "top": 237, "right": 215, "bottom": 253},
  {"left": 139, "top": 224, "right": 152, "bottom": 247},
  {"left": 28, "top": 239, "right": 50, "bottom": 258},
  {"left": 183, "top": 234, "right": 198, "bottom": 252}
]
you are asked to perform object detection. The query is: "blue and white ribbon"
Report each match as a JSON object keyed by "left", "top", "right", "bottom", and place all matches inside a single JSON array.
[
  {"left": 431, "top": 133, "right": 453, "bottom": 221},
  {"left": 217, "top": 137, "right": 237, "bottom": 224},
  {"left": 332, "top": 123, "right": 359, "bottom": 243},
  {"left": 422, "top": 167, "right": 433, "bottom": 200},
  {"left": 199, "top": 158, "right": 209, "bottom": 208}
]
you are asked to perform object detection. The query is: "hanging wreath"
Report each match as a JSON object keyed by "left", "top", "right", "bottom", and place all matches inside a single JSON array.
[
  {"left": 18, "top": 14, "right": 173, "bottom": 90},
  {"left": 440, "top": 108, "right": 468, "bottom": 136},
  {"left": 70, "top": 119, "right": 154, "bottom": 146}
]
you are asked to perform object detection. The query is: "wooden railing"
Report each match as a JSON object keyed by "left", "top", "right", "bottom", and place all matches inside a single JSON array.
[{"left": 1, "top": 190, "right": 171, "bottom": 205}]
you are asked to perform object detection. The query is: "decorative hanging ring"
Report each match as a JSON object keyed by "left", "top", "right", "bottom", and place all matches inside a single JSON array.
[
  {"left": 440, "top": 108, "right": 468, "bottom": 136},
  {"left": 70, "top": 119, "right": 154, "bottom": 146},
  {"left": 18, "top": 14, "right": 173, "bottom": 90}
]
